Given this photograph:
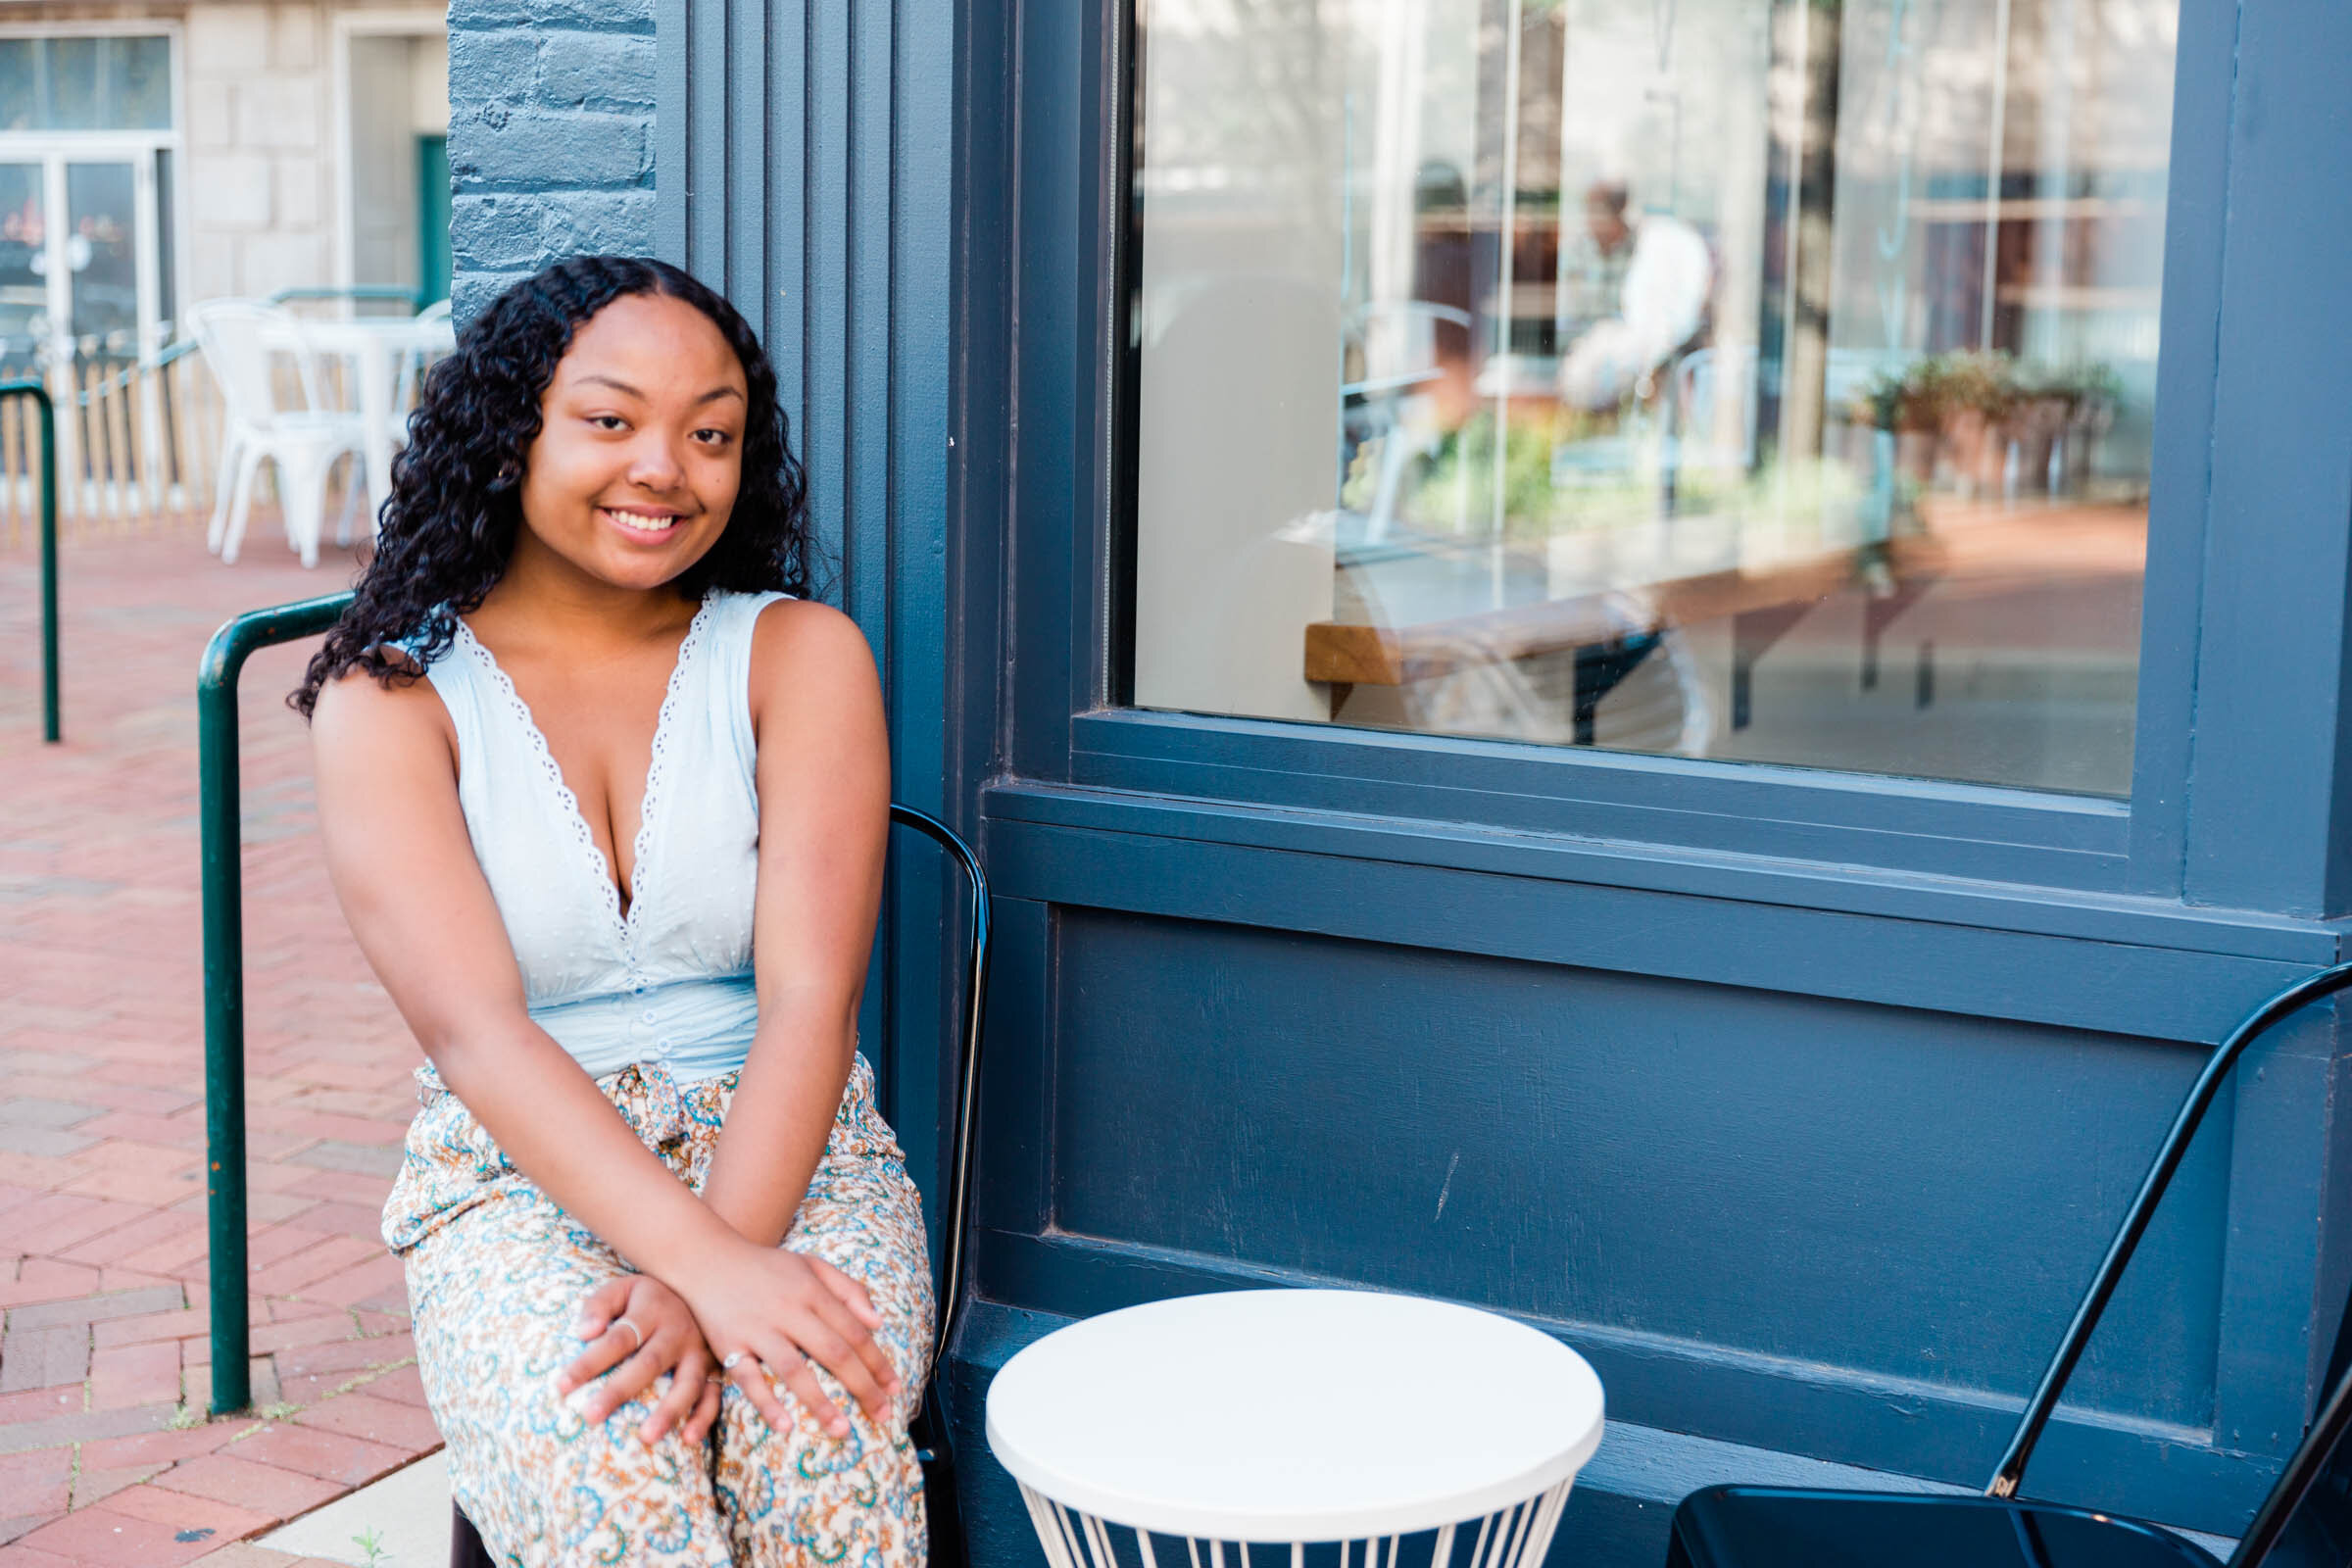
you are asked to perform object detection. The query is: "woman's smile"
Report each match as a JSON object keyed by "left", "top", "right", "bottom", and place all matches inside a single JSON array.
[{"left": 601, "top": 503, "right": 689, "bottom": 538}]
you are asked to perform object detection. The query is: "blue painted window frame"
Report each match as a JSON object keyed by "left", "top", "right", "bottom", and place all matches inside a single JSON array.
[{"left": 995, "top": 0, "right": 2352, "bottom": 916}]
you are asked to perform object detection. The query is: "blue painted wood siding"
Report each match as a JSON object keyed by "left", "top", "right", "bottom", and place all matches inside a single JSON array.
[{"left": 643, "top": 0, "right": 2352, "bottom": 1561}]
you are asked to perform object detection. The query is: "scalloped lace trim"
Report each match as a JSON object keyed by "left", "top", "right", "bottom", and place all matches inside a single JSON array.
[
  {"left": 454, "top": 597, "right": 718, "bottom": 935},
  {"left": 626, "top": 598, "right": 717, "bottom": 931}
]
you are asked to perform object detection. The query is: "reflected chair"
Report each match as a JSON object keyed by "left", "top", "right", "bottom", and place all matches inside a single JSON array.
[
  {"left": 1342, "top": 298, "right": 1474, "bottom": 545},
  {"left": 1665, "top": 960, "right": 2352, "bottom": 1568},
  {"left": 452, "top": 803, "right": 992, "bottom": 1568}
]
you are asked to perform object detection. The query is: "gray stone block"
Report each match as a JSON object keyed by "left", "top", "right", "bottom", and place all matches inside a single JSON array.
[
  {"left": 539, "top": 189, "right": 658, "bottom": 259},
  {"left": 0, "top": 1324, "right": 90, "bottom": 1394},
  {"left": 6, "top": 1286, "right": 186, "bottom": 1332},
  {"left": 453, "top": 193, "right": 551, "bottom": 272},
  {"left": 452, "top": 0, "right": 651, "bottom": 30},
  {"left": 534, "top": 0, "right": 656, "bottom": 35},
  {"left": 0, "top": 1099, "right": 101, "bottom": 1130},
  {"left": 453, "top": 270, "right": 531, "bottom": 330},
  {"left": 447, "top": 28, "right": 540, "bottom": 103},
  {"left": 0, "top": 1400, "right": 173, "bottom": 1455},
  {"left": 0, "top": 1124, "right": 96, "bottom": 1158},
  {"left": 450, "top": 107, "right": 650, "bottom": 191},
  {"left": 446, "top": 0, "right": 537, "bottom": 28},
  {"left": 536, "top": 30, "right": 655, "bottom": 110}
]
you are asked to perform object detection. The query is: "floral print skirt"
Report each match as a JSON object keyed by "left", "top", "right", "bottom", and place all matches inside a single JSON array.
[{"left": 383, "top": 1054, "right": 934, "bottom": 1568}]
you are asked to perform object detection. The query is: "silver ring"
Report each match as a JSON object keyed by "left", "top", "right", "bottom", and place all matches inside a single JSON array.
[
  {"left": 721, "top": 1350, "right": 746, "bottom": 1371},
  {"left": 612, "top": 1317, "right": 643, "bottom": 1353}
]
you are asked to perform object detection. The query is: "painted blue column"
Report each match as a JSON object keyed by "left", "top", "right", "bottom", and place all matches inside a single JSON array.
[{"left": 651, "top": 0, "right": 961, "bottom": 1279}]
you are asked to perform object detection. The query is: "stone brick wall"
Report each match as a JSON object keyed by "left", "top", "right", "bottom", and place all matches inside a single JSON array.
[
  {"left": 445, "top": 0, "right": 659, "bottom": 323},
  {"left": 179, "top": 1, "right": 446, "bottom": 301}
]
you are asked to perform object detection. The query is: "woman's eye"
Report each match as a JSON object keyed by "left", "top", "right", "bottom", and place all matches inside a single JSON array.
[
  {"left": 694, "top": 428, "right": 735, "bottom": 447},
  {"left": 588, "top": 415, "right": 628, "bottom": 431}
]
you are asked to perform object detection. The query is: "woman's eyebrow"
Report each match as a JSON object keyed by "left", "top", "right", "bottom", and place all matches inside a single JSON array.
[{"left": 571, "top": 373, "right": 742, "bottom": 407}]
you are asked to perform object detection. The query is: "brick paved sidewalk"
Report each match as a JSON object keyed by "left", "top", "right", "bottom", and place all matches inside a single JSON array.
[{"left": 0, "top": 531, "right": 439, "bottom": 1567}]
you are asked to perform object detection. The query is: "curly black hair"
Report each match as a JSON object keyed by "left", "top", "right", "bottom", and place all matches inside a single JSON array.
[{"left": 291, "top": 255, "right": 811, "bottom": 717}]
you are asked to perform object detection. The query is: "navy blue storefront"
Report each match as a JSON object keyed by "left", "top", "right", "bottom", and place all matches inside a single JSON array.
[{"left": 626, "top": 1, "right": 2352, "bottom": 1562}]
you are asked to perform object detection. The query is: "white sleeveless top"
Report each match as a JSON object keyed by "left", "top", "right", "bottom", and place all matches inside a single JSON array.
[{"left": 424, "top": 590, "right": 786, "bottom": 1084}]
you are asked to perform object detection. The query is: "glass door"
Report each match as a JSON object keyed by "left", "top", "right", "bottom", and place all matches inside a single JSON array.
[
  {"left": 0, "top": 163, "right": 43, "bottom": 380},
  {"left": 65, "top": 160, "right": 140, "bottom": 355}
]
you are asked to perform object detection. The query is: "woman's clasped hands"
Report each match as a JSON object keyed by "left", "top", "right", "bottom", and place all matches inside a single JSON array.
[{"left": 557, "top": 1244, "right": 904, "bottom": 1447}]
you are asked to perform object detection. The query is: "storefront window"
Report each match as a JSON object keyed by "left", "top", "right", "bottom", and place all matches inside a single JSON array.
[{"left": 1129, "top": 0, "right": 2175, "bottom": 796}]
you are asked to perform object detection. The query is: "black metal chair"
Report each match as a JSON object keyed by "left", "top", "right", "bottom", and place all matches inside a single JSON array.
[
  {"left": 1665, "top": 961, "right": 2352, "bottom": 1568},
  {"left": 454, "top": 803, "right": 991, "bottom": 1568}
]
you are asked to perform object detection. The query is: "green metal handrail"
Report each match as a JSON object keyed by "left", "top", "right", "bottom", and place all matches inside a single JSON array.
[
  {"left": 1, "top": 378, "right": 60, "bottom": 743},
  {"left": 268, "top": 284, "right": 438, "bottom": 313},
  {"left": 70, "top": 338, "right": 199, "bottom": 407},
  {"left": 199, "top": 590, "right": 355, "bottom": 1413}
]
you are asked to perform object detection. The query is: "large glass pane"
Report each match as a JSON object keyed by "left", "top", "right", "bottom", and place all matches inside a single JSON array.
[
  {"left": 0, "top": 36, "right": 172, "bottom": 131},
  {"left": 1128, "top": 0, "right": 2174, "bottom": 796},
  {"left": 0, "top": 165, "right": 45, "bottom": 377},
  {"left": 104, "top": 35, "right": 173, "bottom": 130},
  {"left": 66, "top": 163, "right": 138, "bottom": 354},
  {"left": 44, "top": 37, "right": 102, "bottom": 130},
  {"left": 0, "top": 42, "right": 34, "bottom": 132}
]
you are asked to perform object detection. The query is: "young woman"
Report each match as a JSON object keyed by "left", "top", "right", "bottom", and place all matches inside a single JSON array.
[{"left": 298, "top": 256, "right": 932, "bottom": 1567}]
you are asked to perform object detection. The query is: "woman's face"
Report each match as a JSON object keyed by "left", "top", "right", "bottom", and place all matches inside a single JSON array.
[{"left": 514, "top": 291, "right": 749, "bottom": 594}]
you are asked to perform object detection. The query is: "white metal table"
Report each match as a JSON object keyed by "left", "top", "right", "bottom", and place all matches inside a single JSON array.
[
  {"left": 264, "top": 316, "right": 457, "bottom": 526},
  {"left": 986, "top": 1289, "right": 1605, "bottom": 1568}
]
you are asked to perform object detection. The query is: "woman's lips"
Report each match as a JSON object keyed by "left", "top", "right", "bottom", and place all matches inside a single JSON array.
[{"left": 602, "top": 506, "right": 684, "bottom": 536}]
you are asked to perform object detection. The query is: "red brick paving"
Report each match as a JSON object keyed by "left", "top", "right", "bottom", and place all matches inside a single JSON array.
[{"left": 0, "top": 531, "right": 440, "bottom": 1562}]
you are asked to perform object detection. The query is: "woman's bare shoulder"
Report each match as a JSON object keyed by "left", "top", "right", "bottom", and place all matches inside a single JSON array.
[
  {"left": 748, "top": 598, "right": 878, "bottom": 689},
  {"left": 745, "top": 596, "right": 884, "bottom": 747},
  {"left": 310, "top": 657, "right": 456, "bottom": 773}
]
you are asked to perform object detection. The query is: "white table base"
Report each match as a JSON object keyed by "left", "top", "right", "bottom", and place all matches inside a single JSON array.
[{"left": 1015, "top": 1477, "right": 1575, "bottom": 1568}]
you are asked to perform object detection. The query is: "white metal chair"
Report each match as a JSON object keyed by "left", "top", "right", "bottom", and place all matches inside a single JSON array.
[
  {"left": 390, "top": 297, "right": 454, "bottom": 426},
  {"left": 187, "top": 299, "right": 368, "bottom": 567}
]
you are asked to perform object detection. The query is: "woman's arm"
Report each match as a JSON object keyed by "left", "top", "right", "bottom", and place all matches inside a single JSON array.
[
  {"left": 697, "top": 599, "right": 890, "bottom": 1247},
  {"left": 310, "top": 670, "right": 743, "bottom": 1285}
]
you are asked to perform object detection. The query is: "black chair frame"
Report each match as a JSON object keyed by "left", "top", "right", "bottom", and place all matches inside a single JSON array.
[
  {"left": 453, "top": 802, "right": 990, "bottom": 1568},
  {"left": 1668, "top": 959, "right": 2352, "bottom": 1568}
]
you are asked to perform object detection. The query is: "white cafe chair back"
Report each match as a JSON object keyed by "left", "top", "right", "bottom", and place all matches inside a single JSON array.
[
  {"left": 186, "top": 299, "right": 368, "bottom": 568},
  {"left": 391, "top": 297, "right": 456, "bottom": 421}
]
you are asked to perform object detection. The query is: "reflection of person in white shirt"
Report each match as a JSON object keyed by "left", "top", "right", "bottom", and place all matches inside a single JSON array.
[{"left": 1557, "top": 180, "right": 1713, "bottom": 411}]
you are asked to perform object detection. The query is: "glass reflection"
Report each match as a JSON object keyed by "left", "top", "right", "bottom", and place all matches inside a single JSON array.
[
  {"left": 67, "top": 162, "right": 138, "bottom": 351},
  {"left": 0, "top": 165, "right": 42, "bottom": 379},
  {"left": 1129, "top": 0, "right": 2174, "bottom": 795}
]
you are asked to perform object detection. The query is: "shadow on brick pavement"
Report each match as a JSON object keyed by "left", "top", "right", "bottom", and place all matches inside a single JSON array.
[{"left": 0, "top": 530, "right": 440, "bottom": 1566}]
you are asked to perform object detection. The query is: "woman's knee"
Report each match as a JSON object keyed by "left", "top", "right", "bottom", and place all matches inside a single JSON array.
[{"left": 713, "top": 1396, "right": 923, "bottom": 1552}]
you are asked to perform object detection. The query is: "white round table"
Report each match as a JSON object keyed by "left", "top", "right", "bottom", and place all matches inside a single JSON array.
[
  {"left": 986, "top": 1290, "right": 1604, "bottom": 1568},
  {"left": 263, "top": 316, "right": 457, "bottom": 525}
]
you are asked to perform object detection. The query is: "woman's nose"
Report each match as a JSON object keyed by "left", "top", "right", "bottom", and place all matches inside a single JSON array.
[{"left": 625, "top": 435, "right": 685, "bottom": 489}]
